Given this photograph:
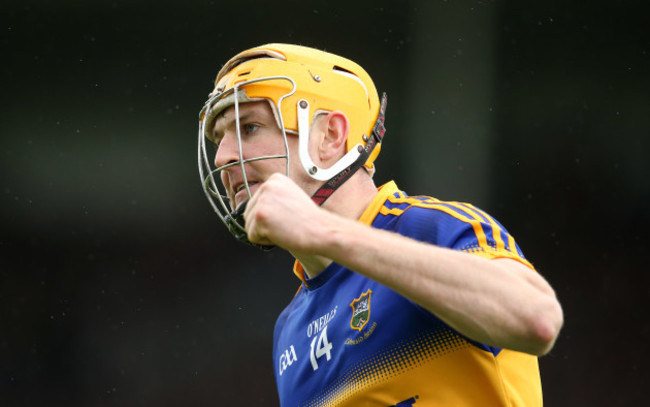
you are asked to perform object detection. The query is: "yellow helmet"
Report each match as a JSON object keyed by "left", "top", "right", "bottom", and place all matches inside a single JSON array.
[
  {"left": 208, "top": 43, "right": 383, "bottom": 171},
  {"left": 198, "top": 43, "right": 387, "bottom": 248}
]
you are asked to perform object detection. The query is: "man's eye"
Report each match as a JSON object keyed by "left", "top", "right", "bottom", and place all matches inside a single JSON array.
[{"left": 242, "top": 123, "right": 260, "bottom": 134}]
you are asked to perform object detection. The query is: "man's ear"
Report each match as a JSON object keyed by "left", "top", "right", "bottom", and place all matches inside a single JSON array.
[{"left": 317, "top": 111, "right": 350, "bottom": 164}]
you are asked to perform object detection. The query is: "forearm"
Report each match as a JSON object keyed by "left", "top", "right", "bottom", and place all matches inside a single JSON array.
[{"left": 314, "top": 215, "right": 563, "bottom": 356}]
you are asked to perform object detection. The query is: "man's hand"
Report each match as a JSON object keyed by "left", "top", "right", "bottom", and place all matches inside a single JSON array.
[{"left": 243, "top": 173, "right": 330, "bottom": 253}]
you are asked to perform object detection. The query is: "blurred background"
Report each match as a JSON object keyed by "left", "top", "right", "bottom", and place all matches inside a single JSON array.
[{"left": 1, "top": 0, "right": 648, "bottom": 405}]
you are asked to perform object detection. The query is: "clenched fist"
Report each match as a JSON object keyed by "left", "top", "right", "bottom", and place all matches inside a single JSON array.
[{"left": 243, "top": 173, "right": 334, "bottom": 254}]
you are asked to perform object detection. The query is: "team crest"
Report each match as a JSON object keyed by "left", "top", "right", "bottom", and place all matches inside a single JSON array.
[{"left": 349, "top": 289, "right": 372, "bottom": 331}]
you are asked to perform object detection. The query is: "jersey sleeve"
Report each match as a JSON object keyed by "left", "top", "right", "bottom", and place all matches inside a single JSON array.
[{"left": 391, "top": 199, "right": 534, "bottom": 269}]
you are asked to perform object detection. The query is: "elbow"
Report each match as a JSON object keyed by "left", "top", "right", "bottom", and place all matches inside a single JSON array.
[{"left": 528, "top": 298, "right": 564, "bottom": 356}]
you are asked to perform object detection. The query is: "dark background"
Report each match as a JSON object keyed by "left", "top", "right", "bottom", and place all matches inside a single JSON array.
[{"left": 1, "top": 0, "right": 648, "bottom": 406}]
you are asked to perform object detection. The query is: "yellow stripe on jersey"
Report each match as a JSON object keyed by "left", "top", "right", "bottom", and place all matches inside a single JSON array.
[
  {"left": 452, "top": 202, "right": 506, "bottom": 252},
  {"left": 455, "top": 203, "right": 534, "bottom": 269},
  {"left": 381, "top": 195, "right": 491, "bottom": 253},
  {"left": 508, "top": 233, "right": 517, "bottom": 255},
  {"left": 379, "top": 188, "right": 534, "bottom": 270},
  {"left": 358, "top": 181, "right": 403, "bottom": 226}
]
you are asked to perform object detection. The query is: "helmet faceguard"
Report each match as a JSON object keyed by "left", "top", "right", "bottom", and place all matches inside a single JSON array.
[
  {"left": 198, "top": 77, "right": 296, "bottom": 250},
  {"left": 198, "top": 43, "right": 387, "bottom": 249}
]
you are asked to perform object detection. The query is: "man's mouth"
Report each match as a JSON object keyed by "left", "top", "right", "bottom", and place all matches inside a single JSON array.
[
  {"left": 235, "top": 181, "right": 257, "bottom": 193},
  {"left": 233, "top": 181, "right": 258, "bottom": 204}
]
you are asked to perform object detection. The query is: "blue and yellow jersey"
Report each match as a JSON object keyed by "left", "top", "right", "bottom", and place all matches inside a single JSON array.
[{"left": 273, "top": 181, "right": 542, "bottom": 407}]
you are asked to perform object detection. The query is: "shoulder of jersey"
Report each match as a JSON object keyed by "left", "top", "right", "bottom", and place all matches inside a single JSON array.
[{"left": 377, "top": 191, "right": 530, "bottom": 265}]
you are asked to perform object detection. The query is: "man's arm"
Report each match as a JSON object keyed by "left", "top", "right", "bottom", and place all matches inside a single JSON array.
[
  {"left": 323, "top": 228, "right": 563, "bottom": 356},
  {"left": 245, "top": 174, "right": 564, "bottom": 356}
]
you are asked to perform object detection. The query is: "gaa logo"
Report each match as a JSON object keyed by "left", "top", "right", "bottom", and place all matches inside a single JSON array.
[
  {"left": 278, "top": 345, "right": 298, "bottom": 376},
  {"left": 349, "top": 289, "right": 372, "bottom": 331}
]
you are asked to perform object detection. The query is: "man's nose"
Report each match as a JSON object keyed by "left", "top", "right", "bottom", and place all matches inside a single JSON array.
[{"left": 214, "top": 131, "right": 240, "bottom": 169}]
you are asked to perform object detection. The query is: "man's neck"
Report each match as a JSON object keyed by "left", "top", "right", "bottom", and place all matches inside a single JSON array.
[{"left": 294, "top": 172, "right": 378, "bottom": 279}]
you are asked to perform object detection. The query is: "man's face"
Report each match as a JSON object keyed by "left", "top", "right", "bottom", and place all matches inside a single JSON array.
[{"left": 213, "top": 100, "right": 309, "bottom": 210}]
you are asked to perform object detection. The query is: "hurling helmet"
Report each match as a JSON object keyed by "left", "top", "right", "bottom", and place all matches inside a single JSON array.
[{"left": 198, "top": 43, "right": 386, "bottom": 248}]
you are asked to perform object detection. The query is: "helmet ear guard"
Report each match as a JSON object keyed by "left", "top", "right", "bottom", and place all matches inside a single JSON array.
[
  {"left": 296, "top": 99, "right": 364, "bottom": 181},
  {"left": 198, "top": 44, "right": 387, "bottom": 248},
  {"left": 309, "top": 92, "right": 387, "bottom": 206}
]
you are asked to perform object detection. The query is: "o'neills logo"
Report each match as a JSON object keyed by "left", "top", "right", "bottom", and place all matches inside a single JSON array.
[{"left": 350, "top": 289, "right": 372, "bottom": 331}]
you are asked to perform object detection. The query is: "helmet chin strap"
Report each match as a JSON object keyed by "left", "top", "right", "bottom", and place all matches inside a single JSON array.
[{"left": 310, "top": 93, "right": 387, "bottom": 206}]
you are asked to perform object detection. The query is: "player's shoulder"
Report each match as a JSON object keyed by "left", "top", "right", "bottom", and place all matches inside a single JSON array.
[
  {"left": 377, "top": 191, "right": 505, "bottom": 247},
  {"left": 377, "top": 190, "right": 531, "bottom": 264},
  {"left": 382, "top": 191, "right": 492, "bottom": 227}
]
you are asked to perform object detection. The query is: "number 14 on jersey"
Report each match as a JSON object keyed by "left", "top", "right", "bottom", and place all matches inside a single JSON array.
[{"left": 309, "top": 326, "right": 333, "bottom": 371}]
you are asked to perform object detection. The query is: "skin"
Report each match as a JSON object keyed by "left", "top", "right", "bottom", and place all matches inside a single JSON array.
[
  {"left": 214, "top": 100, "right": 564, "bottom": 356},
  {"left": 213, "top": 100, "right": 310, "bottom": 210}
]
